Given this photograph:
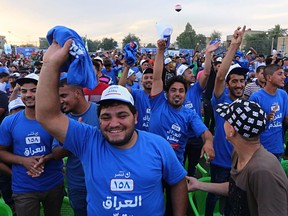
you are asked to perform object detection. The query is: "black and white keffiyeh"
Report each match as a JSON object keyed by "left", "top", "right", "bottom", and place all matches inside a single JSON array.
[{"left": 216, "top": 98, "right": 266, "bottom": 138}]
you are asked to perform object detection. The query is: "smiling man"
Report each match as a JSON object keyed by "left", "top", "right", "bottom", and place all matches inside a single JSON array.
[
  {"left": 118, "top": 64, "right": 153, "bottom": 131},
  {"left": 0, "top": 73, "right": 64, "bottom": 216},
  {"left": 149, "top": 39, "right": 214, "bottom": 216},
  {"left": 206, "top": 26, "right": 249, "bottom": 216},
  {"left": 35, "top": 39, "right": 187, "bottom": 216}
]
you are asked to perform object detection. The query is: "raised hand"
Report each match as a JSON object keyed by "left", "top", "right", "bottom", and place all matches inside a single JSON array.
[
  {"left": 157, "top": 39, "right": 167, "bottom": 52},
  {"left": 230, "top": 26, "right": 248, "bottom": 46},
  {"left": 206, "top": 41, "right": 221, "bottom": 54},
  {"left": 43, "top": 39, "right": 73, "bottom": 70}
]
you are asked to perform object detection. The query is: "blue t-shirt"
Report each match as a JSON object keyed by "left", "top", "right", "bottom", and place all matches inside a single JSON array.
[
  {"left": 102, "top": 68, "right": 118, "bottom": 85},
  {"left": 131, "top": 89, "right": 150, "bottom": 131},
  {"left": 0, "top": 110, "right": 63, "bottom": 193},
  {"left": 126, "top": 82, "right": 139, "bottom": 90},
  {"left": 250, "top": 88, "right": 288, "bottom": 154},
  {"left": 184, "top": 82, "right": 205, "bottom": 137},
  {"left": 53, "top": 102, "right": 99, "bottom": 190},
  {"left": 211, "top": 93, "right": 233, "bottom": 168},
  {"left": 149, "top": 91, "right": 207, "bottom": 165},
  {"left": 63, "top": 119, "right": 186, "bottom": 215}
]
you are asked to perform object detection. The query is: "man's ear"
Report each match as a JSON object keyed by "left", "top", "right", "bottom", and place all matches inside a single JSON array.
[{"left": 224, "top": 121, "right": 235, "bottom": 138}]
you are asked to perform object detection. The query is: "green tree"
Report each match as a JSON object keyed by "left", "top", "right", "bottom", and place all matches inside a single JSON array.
[
  {"left": 268, "top": 24, "right": 288, "bottom": 49},
  {"left": 176, "top": 23, "right": 197, "bottom": 49},
  {"left": 210, "top": 30, "right": 222, "bottom": 41},
  {"left": 244, "top": 32, "right": 270, "bottom": 55},
  {"left": 145, "top": 43, "right": 157, "bottom": 48},
  {"left": 87, "top": 39, "right": 101, "bottom": 52},
  {"left": 39, "top": 37, "right": 49, "bottom": 49},
  {"left": 100, "top": 38, "right": 118, "bottom": 50},
  {"left": 122, "top": 33, "right": 141, "bottom": 48},
  {"left": 195, "top": 34, "right": 207, "bottom": 51}
]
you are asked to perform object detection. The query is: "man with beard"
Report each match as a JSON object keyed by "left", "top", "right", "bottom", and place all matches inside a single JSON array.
[
  {"left": 149, "top": 39, "right": 214, "bottom": 216},
  {"left": 205, "top": 26, "right": 249, "bottom": 216},
  {"left": 179, "top": 41, "right": 220, "bottom": 177},
  {"left": 118, "top": 63, "right": 153, "bottom": 131},
  {"left": 0, "top": 73, "right": 64, "bottom": 216},
  {"left": 35, "top": 39, "right": 188, "bottom": 216},
  {"left": 51, "top": 73, "right": 99, "bottom": 216}
]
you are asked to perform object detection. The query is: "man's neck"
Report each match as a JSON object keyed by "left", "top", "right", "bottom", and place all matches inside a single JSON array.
[
  {"left": 234, "top": 140, "right": 261, "bottom": 170},
  {"left": 24, "top": 108, "right": 36, "bottom": 120},
  {"left": 264, "top": 83, "right": 278, "bottom": 95},
  {"left": 144, "top": 88, "right": 151, "bottom": 95},
  {"left": 71, "top": 101, "right": 90, "bottom": 115}
]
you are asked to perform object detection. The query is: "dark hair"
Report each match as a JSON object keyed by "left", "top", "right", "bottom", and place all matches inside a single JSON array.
[
  {"left": 0, "top": 72, "right": 9, "bottom": 78},
  {"left": 263, "top": 64, "right": 282, "bottom": 79},
  {"left": 165, "top": 75, "right": 188, "bottom": 93},
  {"left": 59, "top": 78, "right": 84, "bottom": 95},
  {"left": 275, "top": 58, "right": 283, "bottom": 66},
  {"left": 92, "top": 60, "right": 101, "bottom": 72},
  {"left": 226, "top": 69, "right": 247, "bottom": 83},
  {"left": 103, "top": 58, "right": 112, "bottom": 68},
  {"left": 265, "top": 56, "right": 273, "bottom": 65},
  {"left": 213, "top": 61, "right": 222, "bottom": 66},
  {"left": 97, "top": 100, "right": 137, "bottom": 117}
]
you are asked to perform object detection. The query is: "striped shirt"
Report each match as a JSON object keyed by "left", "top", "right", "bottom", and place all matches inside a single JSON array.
[{"left": 244, "top": 80, "right": 263, "bottom": 99}]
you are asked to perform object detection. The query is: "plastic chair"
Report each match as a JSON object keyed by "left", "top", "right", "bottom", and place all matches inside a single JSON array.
[
  {"left": 61, "top": 196, "right": 74, "bottom": 216},
  {"left": 196, "top": 163, "right": 209, "bottom": 177},
  {"left": 188, "top": 177, "right": 221, "bottom": 216},
  {"left": 281, "top": 160, "right": 288, "bottom": 177},
  {"left": 0, "top": 199, "right": 13, "bottom": 216}
]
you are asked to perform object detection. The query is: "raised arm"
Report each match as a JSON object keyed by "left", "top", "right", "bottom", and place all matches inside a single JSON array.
[
  {"left": 198, "top": 41, "right": 220, "bottom": 89},
  {"left": 151, "top": 39, "right": 166, "bottom": 96},
  {"left": 36, "top": 40, "right": 72, "bottom": 144},
  {"left": 118, "top": 63, "right": 131, "bottom": 92},
  {"left": 214, "top": 26, "right": 246, "bottom": 98}
]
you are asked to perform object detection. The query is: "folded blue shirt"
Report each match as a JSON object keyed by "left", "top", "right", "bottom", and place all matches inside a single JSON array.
[{"left": 46, "top": 26, "right": 97, "bottom": 89}]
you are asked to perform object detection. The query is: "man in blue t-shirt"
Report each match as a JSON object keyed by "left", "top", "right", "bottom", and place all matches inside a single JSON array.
[
  {"left": 250, "top": 64, "right": 288, "bottom": 160},
  {"left": 51, "top": 75, "right": 99, "bottom": 216},
  {"left": 206, "top": 26, "right": 249, "bottom": 216},
  {"left": 179, "top": 41, "right": 220, "bottom": 176},
  {"left": 150, "top": 39, "right": 214, "bottom": 216},
  {"left": 0, "top": 73, "right": 64, "bottom": 216},
  {"left": 35, "top": 39, "right": 188, "bottom": 216},
  {"left": 118, "top": 64, "right": 153, "bottom": 131}
]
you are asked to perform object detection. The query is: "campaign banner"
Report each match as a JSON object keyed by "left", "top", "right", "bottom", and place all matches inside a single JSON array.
[
  {"left": 140, "top": 48, "right": 157, "bottom": 54},
  {"left": 15, "top": 47, "right": 38, "bottom": 56},
  {"left": 4, "top": 44, "right": 12, "bottom": 54}
]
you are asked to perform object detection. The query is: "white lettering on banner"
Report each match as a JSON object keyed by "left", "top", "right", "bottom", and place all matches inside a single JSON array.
[
  {"left": 111, "top": 179, "right": 134, "bottom": 192},
  {"left": 24, "top": 146, "right": 46, "bottom": 156},
  {"left": 103, "top": 195, "right": 142, "bottom": 210}
]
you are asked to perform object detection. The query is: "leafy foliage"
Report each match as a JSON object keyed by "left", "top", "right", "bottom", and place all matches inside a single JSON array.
[{"left": 122, "top": 33, "right": 141, "bottom": 48}]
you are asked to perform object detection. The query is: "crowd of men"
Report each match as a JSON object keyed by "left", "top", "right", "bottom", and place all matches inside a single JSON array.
[{"left": 0, "top": 25, "right": 287, "bottom": 216}]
